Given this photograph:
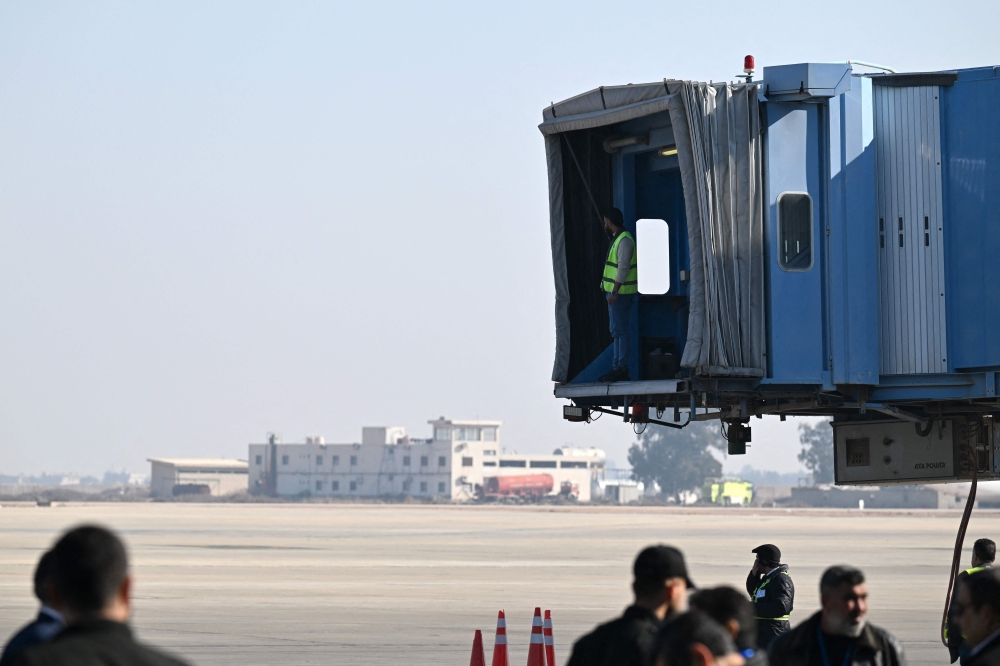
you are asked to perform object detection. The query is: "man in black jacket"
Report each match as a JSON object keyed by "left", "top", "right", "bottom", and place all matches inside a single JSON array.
[
  {"left": 1, "top": 551, "right": 64, "bottom": 665},
  {"left": 952, "top": 568, "right": 1000, "bottom": 666},
  {"left": 10, "top": 525, "right": 190, "bottom": 666},
  {"left": 768, "top": 565, "right": 905, "bottom": 666},
  {"left": 746, "top": 544, "right": 794, "bottom": 649},
  {"left": 947, "top": 537, "right": 995, "bottom": 662},
  {"left": 567, "top": 545, "right": 694, "bottom": 666}
]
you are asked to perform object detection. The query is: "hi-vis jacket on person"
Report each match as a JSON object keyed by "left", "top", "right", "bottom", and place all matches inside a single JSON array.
[
  {"left": 601, "top": 230, "right": 637, "bottom": 294},
  {"left": 746, "top": 564, "right": 795, "bottom": 648}
]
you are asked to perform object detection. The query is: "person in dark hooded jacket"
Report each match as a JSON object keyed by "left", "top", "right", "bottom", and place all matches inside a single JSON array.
[{"left": 746, "top": 544, "right": 794, "bottom": 649}]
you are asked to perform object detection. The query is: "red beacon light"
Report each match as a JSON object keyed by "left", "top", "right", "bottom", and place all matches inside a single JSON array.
[{"left": 741, "top": 55, "right": 755, "bottom": 83}]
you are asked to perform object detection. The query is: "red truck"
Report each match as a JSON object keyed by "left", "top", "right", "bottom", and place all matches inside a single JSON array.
[{"left": 482, "top": 474, "right": 554, "bottom": 499}]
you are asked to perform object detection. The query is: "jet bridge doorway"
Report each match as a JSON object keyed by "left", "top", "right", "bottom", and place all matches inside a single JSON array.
[{"left": 611, "top": 114, "right": 690, "bottom": 383}]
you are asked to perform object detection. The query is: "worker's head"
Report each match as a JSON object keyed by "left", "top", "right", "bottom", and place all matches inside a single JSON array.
[
  {"left": 633, "top": 545, "right": 694, "bottom": 619},
  {"left": 32, "top": 550, "right": 57, "bottom": 608},
  {"left": 751, "top": 544, "right": 780, "bottom": 573},
  {"left": 690, "top": 586, "right": 758, "bottom": 652},
  {"left": 652, "top": 611, "right": 744, "bottom": 666},
  {"left": 603, "top": 207, "right": 624, "bottom": 234},
  {"left": 819, "top": 565, "right": 868, "bottom": 637},
  {"left": 955, "top": 568, "right": 1000, "bottom": 649},
  {"left": 50, "top": 525, "right": 131, "bottom": 624},
  {"left": 972, "top": 538, "right": 996, "bottom": 567}
]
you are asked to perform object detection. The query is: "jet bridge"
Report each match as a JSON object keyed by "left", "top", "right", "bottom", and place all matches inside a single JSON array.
[{"left": 541, "top": 61, "right": 1000, "bottom": 485}]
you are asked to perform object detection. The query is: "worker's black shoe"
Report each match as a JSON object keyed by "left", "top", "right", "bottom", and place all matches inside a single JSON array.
[{"left": 598, "top": 366, "right": 630, "bottom": 383}]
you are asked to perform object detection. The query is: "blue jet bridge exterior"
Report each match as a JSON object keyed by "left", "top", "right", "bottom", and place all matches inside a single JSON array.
[{"left": 540, "top": 62, "right": 1000, "bottom": 485}]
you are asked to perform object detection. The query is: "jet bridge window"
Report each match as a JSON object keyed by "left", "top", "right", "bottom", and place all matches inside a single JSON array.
[
  {"left": 636, "top": 218, "right": 670, "bottom": 294},
  {"left": 777, "top": 192, "right": 813, "bottom": 271}
]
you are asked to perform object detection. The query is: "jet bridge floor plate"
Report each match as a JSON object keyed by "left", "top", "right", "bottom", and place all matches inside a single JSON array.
[{"left": 554, "top": 379, "right": 684, "bottom": 399}]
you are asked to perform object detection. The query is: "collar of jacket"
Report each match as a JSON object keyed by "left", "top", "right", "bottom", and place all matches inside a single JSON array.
[
  {"left": 38, "top": 606, "right": 64, "bottom": 624},
  {"left": 622, "top": 604, "right": 662, "bottom": 623},
  {"left": 786, "top": 612, "right": 883, "bottom": 654},
  {"left": 58, "top": 618, "right": 132, "bottom": 641},
  {"left": 763, "top": 563, "right": 790, "bottom": 580}
]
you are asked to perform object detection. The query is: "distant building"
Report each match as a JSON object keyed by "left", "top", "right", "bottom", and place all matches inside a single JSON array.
[
  {"left": 248, "top": 418, "right": 605, "bottom": 501},
  {"left": 790, "top": 484, "right": 940, "bottom": 509},
  {"left": 148, "top": 458, "right": 248, "bottom": 498},
  {"left": 598, "top": 468, "right": 645, "bottom": 504}
]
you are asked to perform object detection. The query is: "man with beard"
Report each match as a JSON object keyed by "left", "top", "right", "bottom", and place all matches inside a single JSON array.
[
  {"left": 596, "top": 207, "right": 637, "bottom": 383},
  {"left": 768, "top": 566, "right": 906, "bottom": 666},
  {"left": 947, "top": 537, "right": 995, "bottom": 662},
  {"left": 952, "top": 568, "right": 1000, "bottom": 666}
]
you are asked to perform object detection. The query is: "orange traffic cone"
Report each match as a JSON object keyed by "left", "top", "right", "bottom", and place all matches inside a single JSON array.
[
  {"left": 471, "top": 629, "right": 486, "bottom": 666},
  {"left": 527, "top": 607, "right": 545, "bottom": 666},
  {"left": 492, "top": 610, "right": 510, "bottom": 666},
  {"left": 543, "top": 610, "right": 555, "bottom": 666}
]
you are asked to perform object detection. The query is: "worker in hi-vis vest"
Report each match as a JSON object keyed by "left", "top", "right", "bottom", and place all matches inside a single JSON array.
[
  {"left": 598, "top": 207, "right": 637, "bottom": 383},
  {"left": 746, "top": 543, "right": 794, "bottom": 649},
  {"left": 947, "top": 537, "right": 996, "bottom": 662}
]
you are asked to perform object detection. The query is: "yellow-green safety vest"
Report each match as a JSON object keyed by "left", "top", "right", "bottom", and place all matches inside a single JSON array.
[
  {"left": 602, "top": 230, "right": 638, "bottom": 294},
  {"left": 753, "top": 572, "right": 792, "bottom": 622}
]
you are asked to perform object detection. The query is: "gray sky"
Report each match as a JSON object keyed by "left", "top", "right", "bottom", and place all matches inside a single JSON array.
[{"left": 1, "top": 1, "right": 997, "bottom": 477}]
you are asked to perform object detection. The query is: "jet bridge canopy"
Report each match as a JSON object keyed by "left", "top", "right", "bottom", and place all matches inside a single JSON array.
[{"left": 541, "top": 80, "right": 766, "bottom": 384}]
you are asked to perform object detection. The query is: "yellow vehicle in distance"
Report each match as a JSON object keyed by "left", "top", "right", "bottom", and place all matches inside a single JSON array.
[{"left": 702, "top": 478, "right": 754, "bottom": 506}]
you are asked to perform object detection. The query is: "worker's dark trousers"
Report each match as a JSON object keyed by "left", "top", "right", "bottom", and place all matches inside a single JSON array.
[{"left": 757, "top": 619, "right": 791, "bottom": 649}]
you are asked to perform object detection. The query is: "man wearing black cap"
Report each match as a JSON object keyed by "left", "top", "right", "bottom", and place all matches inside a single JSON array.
[
  {"left": 567, "top": 545, "right": 694, "bottom": 666},
  {"left": 746, "top": 544, "right": 794, "bottom": 649}
]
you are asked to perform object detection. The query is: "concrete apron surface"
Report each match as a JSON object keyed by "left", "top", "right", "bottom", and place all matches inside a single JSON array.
[{"left": 0, "top": 503, "right": 994, "bottom": 666}]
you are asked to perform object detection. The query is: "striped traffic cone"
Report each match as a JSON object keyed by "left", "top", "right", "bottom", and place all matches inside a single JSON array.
[
  {"left": 526, "top": 607, "right": 545, "bottom": 666},
  {"left": 471, "top": 629, "right": 486, "bottom": 666},
  {"left": 543, "top": 610, "right": 555, "bottom": 666},
  {"left": 492, "top": 610, "right": 510, "bottom": 666}
]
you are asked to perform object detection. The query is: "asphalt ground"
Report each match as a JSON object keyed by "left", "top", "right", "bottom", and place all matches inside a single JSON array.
[{"left": 1, "top": 502, "right": 995, "bottom": 666}]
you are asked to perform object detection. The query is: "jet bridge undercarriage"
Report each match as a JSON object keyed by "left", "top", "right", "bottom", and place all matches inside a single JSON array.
[{"left": 557, "top": 377, "right": 1000, "bottom": 485}]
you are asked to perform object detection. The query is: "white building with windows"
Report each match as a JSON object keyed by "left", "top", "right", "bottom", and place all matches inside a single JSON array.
[{"left": 247, "top": 418, "right": 605, "bottom": 501}]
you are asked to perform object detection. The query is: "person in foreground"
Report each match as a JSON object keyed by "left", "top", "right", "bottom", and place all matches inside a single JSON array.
[
  {"left": 0, "top": 551, "right": 65, "bottom": 664},
  {"left": 10, "top": 525, "right": 190, "bottom": 666},
  {"left": 567, "top": 545, "right": 693, "bottom": 666},
  {"left": 952, "top": 568, "right": 1000, "bottom": 666},
  {"left": 691, "top": 586, "right": 767, "bottom": 666},
  {"left": 768, "top": 565, "right": 905, "bottom": 666},
  {"left": 948, "top": 537, "right": 996, "bottom": 662},
  {"left": 652, "top": 610, "right": 746, "bottom": 666}
]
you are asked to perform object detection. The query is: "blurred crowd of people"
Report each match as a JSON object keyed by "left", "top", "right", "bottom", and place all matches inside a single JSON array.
[
  {"left": 565, "top": 541, "right": 1000, "bottom": 666},
  {"left": 3, "top": 526, "right": 1000, "bottom": 665}
]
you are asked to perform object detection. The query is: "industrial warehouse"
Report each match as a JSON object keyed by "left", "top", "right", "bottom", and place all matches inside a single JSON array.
[{"left": 247, "top": 417, "right": 606, "bottom": 501}]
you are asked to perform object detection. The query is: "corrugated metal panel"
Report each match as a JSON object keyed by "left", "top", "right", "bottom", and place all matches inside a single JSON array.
[{"left": 874, "top": 85, "right": 947, "bottom": 374}]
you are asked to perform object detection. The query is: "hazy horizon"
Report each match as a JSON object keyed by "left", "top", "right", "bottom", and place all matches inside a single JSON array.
[{"left": 2, "top": 1, "right": 997, "bottom": 478}]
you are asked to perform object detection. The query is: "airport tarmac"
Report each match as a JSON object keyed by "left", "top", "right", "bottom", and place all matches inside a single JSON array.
[{"left": 1, "top": 502, "right": 996, "bottom": 666}]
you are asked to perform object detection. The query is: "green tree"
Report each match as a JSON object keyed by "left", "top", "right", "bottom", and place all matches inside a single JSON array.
[
  {"left": 628, "top": 422, "right": 724, "bottom": 500},
  {"left": 798, "top": 419, "right": 834, "bottom": 484}
]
